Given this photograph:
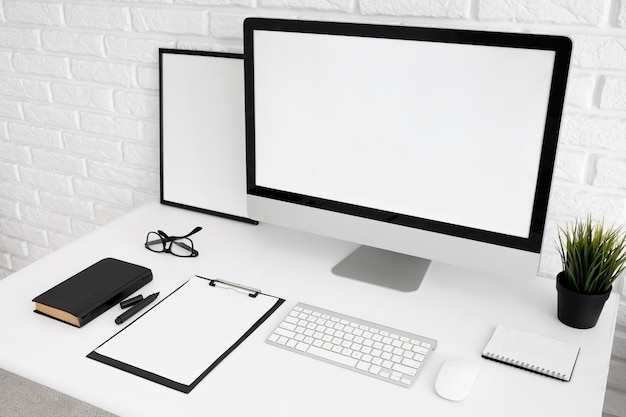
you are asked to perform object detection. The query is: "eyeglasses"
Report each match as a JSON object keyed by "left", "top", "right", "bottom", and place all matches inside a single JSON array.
[{"left": 145, "top": 226, "right": 202, "bottom": 257}]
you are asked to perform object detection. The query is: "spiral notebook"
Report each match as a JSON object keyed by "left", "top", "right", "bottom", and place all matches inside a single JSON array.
[{"left": 482, "top": 325, "right": 580, "bottom": 382}]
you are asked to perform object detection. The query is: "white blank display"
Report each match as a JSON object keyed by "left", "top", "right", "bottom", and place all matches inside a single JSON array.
[
  {"left": 160, "top": 50, "right": 253, "bottom": 223},
  {"left": 253, "top": 32, "right": 556, "bottom": 238}
]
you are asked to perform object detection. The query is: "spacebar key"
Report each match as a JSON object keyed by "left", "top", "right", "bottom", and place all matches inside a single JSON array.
[{"left": 307, "top": 345, "right": 358, "bottom": 367}]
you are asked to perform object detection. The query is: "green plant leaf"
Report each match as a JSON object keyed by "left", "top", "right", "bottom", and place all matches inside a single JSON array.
[{"left": 556, "top": 216, "right": 626, "bottom": 295}]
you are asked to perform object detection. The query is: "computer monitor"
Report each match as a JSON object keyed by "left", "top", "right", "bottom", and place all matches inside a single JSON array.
[{"left": 243, "top": 18, "right": 571, "bottom": 291}]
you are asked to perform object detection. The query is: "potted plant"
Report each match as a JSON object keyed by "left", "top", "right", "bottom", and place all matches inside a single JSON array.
[{"left": 556, "top": 216, "right": 626, "bottom": 329}]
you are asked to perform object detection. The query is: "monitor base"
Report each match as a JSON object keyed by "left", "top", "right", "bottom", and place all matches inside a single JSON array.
[{"left": 331, "top": 245, "right": 430, "bottom": 292}]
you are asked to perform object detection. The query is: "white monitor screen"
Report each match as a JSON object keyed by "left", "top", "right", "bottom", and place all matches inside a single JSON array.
[
  {"left": 245, "top": 19, "right": 571, "bottom": 258},
  {"left": 253, "top": 30, "right": 555, "bottom": 239}
]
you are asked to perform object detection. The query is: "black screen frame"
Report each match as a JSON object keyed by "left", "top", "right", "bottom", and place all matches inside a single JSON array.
[{"left": 244, "top": 18, "right": 572, "bottom": 253}]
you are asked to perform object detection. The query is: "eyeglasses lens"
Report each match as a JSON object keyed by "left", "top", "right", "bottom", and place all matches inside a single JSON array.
[
  {"left": 145, "top": 232, "right": 165, "bottom": 252},
  {"left": 170, "top": 238, "right": 194, "bottom": 257}
]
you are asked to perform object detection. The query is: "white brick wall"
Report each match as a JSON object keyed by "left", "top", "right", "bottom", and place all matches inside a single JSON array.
[{"left": 0, "top": 0, "right": 625, "bottom": 414}]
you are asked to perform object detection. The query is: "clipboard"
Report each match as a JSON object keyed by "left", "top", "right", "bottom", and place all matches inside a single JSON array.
[{"left": 87, "top": 276, "right": 285, "bottom": 393}]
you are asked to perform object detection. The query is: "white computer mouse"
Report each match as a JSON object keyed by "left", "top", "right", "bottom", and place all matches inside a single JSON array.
[{"left": 435, "top": 359, "right": 480, "bottom": 401}]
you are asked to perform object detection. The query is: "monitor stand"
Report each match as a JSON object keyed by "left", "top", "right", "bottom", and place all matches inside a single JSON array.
[{"left": 331, "top": 245, "right": 431, "bottom": 292}]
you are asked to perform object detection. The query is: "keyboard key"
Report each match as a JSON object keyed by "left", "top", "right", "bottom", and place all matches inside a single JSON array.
[
  {"left": 295, "top": 341, "right": 309, "bottom": 352},
  {"left": 308, "top": 345, "right": 358, "bottom": 367},
  {"left": 369, "top": 364, "right": 381, "bottom": 375},
  {"left": 274, "top": 327, "right": 295, "bottom": 339},
  {"left": 356, "top": 361, "right": 370, "bottom": 371},
  {"left": 402, "top": 358, "right": 422, "bottom": 369},
  {"left": 393, "top": 363, "right": 418, "bottom": 376},
  {"left": 279, "top": 322, "right": 296, "bottom": 332}
]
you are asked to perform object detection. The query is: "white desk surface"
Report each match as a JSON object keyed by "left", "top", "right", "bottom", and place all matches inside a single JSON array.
[{"left": 0, "top": 202, "right": 618, "bottom": 417}]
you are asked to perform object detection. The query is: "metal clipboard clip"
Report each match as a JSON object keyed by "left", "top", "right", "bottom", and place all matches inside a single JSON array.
[{"left": 200, "top": 276, "right": 261, "bottom": 298}]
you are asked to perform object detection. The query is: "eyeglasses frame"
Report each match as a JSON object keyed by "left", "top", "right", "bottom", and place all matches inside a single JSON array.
[{"left": 144, "top": 226, "right": 202, "bottom": 257}]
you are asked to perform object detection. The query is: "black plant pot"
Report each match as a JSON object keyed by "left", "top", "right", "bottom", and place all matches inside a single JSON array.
[{"left": 556, "top": 272, "right": 611, "bottom": 329}]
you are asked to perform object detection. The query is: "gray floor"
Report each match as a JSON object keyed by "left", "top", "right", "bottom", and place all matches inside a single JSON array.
[{"left": 0, "top": 368, "right": 118, "bottom": 417}]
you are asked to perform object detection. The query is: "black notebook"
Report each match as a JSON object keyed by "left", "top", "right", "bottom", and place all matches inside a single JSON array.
[
  {"left": 482, "top": 325, "right": 580, "bottom": 382},
  {"left": 33, "top": 258, "right": 152, "bottom": 327}
]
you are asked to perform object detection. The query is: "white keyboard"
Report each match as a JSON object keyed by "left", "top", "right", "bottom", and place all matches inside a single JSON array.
[{"left": 267, "top": 302, "right": 437, "bottom": 387}]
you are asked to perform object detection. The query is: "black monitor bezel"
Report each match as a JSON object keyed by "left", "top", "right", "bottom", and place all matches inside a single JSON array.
[{"left": 244, "top": 18, "right": 571, "bottom": 253}]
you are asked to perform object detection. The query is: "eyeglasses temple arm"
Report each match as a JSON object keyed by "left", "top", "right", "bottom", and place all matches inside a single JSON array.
[
  {"left": 182, "top": 226, "right": 202, "bottom": 239},
  {"left": 162, "top": 226, "right": 203, "bottom": 240}
]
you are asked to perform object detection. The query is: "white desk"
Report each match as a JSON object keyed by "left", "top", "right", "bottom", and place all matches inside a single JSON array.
[{"left": 0, "top": 202, "right": 618, "bottom": 417}]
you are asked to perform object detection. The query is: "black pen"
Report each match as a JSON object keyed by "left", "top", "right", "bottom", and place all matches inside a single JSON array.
[{"left": 115, "top": 292, "right": 159, "bottom": 324}]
